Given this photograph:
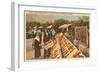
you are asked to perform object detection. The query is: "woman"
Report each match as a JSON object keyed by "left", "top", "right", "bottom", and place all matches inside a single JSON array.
[{"left": 34, "top": 34, "right": 41, "bottom": 59}]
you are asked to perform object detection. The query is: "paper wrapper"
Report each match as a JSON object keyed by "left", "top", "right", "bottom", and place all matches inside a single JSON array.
[
  {"left": 56, "top": 33, "right": 85, "bottom": 58},
  {"left": 43, "top": 33, "right": 85, "bottom": 59}
]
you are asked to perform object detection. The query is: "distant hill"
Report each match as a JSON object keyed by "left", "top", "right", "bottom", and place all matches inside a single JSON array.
[
  {"left": 26, "top": 12, "right": 89, "bottom": 23},
  {"left": 26, "top": 14, "right": 54, "bottom": 23}
]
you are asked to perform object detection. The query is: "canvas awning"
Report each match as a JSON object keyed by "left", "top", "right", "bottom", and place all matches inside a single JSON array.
[
  {"left": 58, "top": 24, "right": 72, "bottom": 29},
  {"left": 46, "top": 25, "right": 53, "bottom": 29}
]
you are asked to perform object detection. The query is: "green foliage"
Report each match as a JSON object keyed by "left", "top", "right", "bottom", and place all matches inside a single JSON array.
[{"left": 26, "top": 18, "right": 89, "bottom": 37}]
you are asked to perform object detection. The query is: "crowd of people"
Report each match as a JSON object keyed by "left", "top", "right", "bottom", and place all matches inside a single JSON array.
[
  {"left": 26, "top": 25, "right": 89, "bottom": 60},
  {"left": 28, "top": 25, "right": 71, "bottom": 59}
]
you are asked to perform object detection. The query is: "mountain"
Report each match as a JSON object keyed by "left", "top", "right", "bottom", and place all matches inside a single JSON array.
[{"left": 26, "top": 14, "right": 54, "bottom": 23}]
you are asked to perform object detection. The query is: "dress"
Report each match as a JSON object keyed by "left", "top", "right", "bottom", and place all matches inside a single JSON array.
[{"left": 34, "top": 37, "right": 41, "bottom": 59}]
